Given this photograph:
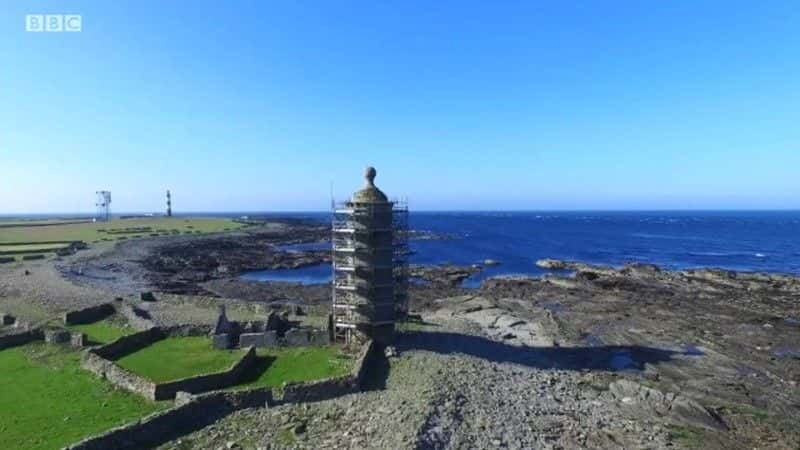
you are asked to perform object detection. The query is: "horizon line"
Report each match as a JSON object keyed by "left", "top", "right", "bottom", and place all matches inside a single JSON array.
[{"left": 2, "top": 208, "right": 800, "bottom": 217}]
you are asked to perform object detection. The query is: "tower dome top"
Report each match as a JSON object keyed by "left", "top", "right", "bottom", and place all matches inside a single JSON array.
[{"left": 351, "top": 166, "right": 388, "bottom": 203}]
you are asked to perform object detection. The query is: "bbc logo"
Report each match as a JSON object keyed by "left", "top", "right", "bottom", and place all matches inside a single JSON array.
[{"left": 25, "top": 15, "right": 82, "bottom": 32}]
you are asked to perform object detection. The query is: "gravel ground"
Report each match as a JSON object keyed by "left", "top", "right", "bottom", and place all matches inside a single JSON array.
[
  {"left": 0, "top": 254, "right": 112, "bottom": 322},
  {"left": 157, "top": 313, "right": 681, "bottom": 450}
]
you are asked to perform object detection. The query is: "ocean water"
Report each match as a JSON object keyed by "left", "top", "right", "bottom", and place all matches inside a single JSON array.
[{"left": 242, "top": 211, "right": 800, "bottom": 286}]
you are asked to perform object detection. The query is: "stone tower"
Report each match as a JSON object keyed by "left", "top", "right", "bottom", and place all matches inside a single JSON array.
[{"left": 332, "top": 167, "right": 408, "bottom": 344}]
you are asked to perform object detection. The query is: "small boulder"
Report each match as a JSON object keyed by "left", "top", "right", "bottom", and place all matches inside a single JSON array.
[
  {"left": 536, "top": 259, "right": 567, "bottom": 270},
  {"left": 140, "top": 292, "right": 157, "bottom": 302}
]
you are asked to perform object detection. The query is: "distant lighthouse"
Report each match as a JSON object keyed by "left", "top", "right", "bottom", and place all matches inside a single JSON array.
[{"left": 166, "top": 190, "right": 172, "bottom": 217}]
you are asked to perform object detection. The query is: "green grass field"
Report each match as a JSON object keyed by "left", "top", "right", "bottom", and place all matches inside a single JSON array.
[
  {"left": 0, "top": 217, "right": 244, "bottom": 260},
  {"left": 0, "top": 217, "right": 244, "bottom": 245},
  {"left": 234, "top": 346, "right": 354, "bottom": 389},
  {"left": 67, "top": 321, "right": 134, "bottom": 345},
  {"left": 0, "top": 343, "right": 165, "bottom": 450},
  {"left": 114, "top": 337, "right": 246, "bottom": 382}
]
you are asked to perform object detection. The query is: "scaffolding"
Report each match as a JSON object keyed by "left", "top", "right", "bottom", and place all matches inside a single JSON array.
[
  {"left": 393, "top": 200, "right": 410, "bottom": 317},
  {"left": 331, "top": 198, "right": 409, "bottom": 344},
  {"left": 95, "top": 191, "right": 111, "bottom": 222}
]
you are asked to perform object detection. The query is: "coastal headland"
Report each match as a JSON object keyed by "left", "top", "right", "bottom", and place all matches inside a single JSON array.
[{"left": 0, "top": 216, "right": 798, "bottom": 449}]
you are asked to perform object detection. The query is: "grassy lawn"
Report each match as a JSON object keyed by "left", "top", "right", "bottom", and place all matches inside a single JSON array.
[
  {"left": 114, "top": 337, "right": 246, "bottom": 382},
  {"left": 234, "top": 346, "right": 354, "bottom": 389},
  {"left": 0, "top": 343, "right": 165, "bottom": 450},
  {"left": 68, "top": 321, "right": 134, "bottom": 345},
  {"left": 0, "top": 217, "right": 244, "bottom": 245}
]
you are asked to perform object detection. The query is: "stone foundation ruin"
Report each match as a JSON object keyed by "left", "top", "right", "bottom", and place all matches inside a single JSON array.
[
  {"left": 2, "top": 298, "right": 379, "bottom": 449},
  {"left": 210, "top": 305, "right": 330, "bottom": 349}
]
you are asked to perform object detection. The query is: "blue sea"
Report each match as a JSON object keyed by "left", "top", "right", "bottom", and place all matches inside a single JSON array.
[{"left": 239, "top": 211, "right": 800, "bottom": 287}]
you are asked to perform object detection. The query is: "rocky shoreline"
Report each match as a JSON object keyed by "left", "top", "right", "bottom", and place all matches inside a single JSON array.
[{"left": 2, "top": 219, "right": 799, "bottom": 449}]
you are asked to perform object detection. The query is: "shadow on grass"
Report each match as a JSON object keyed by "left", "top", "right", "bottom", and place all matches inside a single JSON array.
[
  {"left": 234, "top": 355, "right": 277, "bottom": 386},
  {"left": 396, "top": 330, "right": 684, "bottom": 371}
]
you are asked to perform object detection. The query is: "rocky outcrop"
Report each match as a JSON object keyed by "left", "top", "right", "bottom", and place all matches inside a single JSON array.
[
  {"left": 410, "top": 265, "right": 480, "bottom": 287},
  {"left": 607, "top": 379, "right": 727, "bottom": 431},
  {"left": 536, "top": 258, "right": 567, "bottom": 269}
]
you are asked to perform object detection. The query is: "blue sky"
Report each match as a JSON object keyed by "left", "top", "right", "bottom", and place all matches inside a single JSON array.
[{"left": 1, "top": 1, "right": 799, "bottom": 213}]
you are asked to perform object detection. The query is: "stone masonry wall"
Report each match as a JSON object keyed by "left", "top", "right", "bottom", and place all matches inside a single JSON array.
[
  {"left": 81, "top": 351, "right": 157, "bottom": 399},
  {"left": 353, "top": 338, "right": 377, "bottom": 387},
  {"left": 45, "top": 329, "right": 72, "bottom": 344},
  {"left": 238, "top": 331, "right": 278, "bottom": 348},
  {"left": 152, "top": 346, "right": 258, "bottom": 401},
  {"left": 65, "top": 388, "right": 272, "bottom": 450},
  {"left": 67, "top": 340, "right": 376, "bottom": 448},
  {"left": 85, "top": 326, "right": 253, "bottom": 401},
  {"left": 63, "top": 303, "right": 115, "bottom": 325},
  {"left": 0, "top": 328, "right": 43, "bottom": 351},
  {"left": 281, "top": 374, "right": 359, "bottom": 403},
  {"left": 281, "top": 339, "right": 376, "bottom": 403},
  {"left": 93, "top": 327, "right": 165, "bottom": 360}
]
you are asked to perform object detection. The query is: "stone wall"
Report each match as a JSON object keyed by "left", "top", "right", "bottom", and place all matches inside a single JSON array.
[
  {"left": 281, "top": 339, "right": 376, "bottom": 403},
  {"left": 285, "top": 328, "right": 310, "bottom": 346},
  {"left": 68, "top": 339, "right": 377, "bottom": 448},
  {"left": 310, "top": 328, "right": 330, "bottom": 346},
  {"left": 0, "top": 328, "right": 43, "bottom": 351},
  {"left": 212, "top": 333, "right": 230, "bottom": 349},
  {"left": 352, "top": 338, "right": 377, "bottom": 387},
  {"left": 45, "top": 329, "right": 72, "bottom": 344},
  {"left": 152, "top": 347, "right": 258, "bottom": 401},
  {"left": 66, "top": 388, "right": 272, "bottom": 450},
  {"left": 81, "top": 351, "right": 157, "bottom": 399},
  {"left": 85, "top": 326, "right": 254, "bottom": 401},
  {"left": 63, "top": 303, "right": 115, "bottom": 325},
  {"left": 281, "top": 374, "right": 359, "bottom": 403},
  {"left": 71, "top": 332, "right": 86, "bottom": 348},
  {"left": 92, "top": 325, "right": 212, "bottom": 360},
  {"left": 165, "top": 324, "right": 213, "bottom": 337},
  {"left": 238, "top": 331, "right": 278, "bottom": 348},
  {"left": 93, "top": 327, "right": 165, "bottom": 360}
]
